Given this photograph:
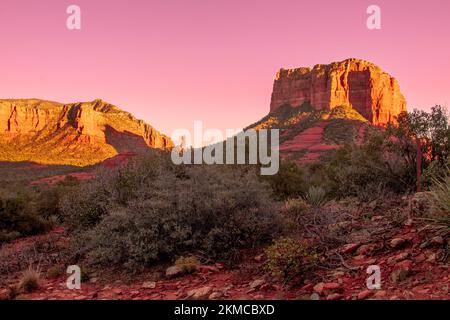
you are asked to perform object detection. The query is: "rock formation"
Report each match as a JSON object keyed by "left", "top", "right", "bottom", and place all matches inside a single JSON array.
[
  {"left": 270, "top": 58, "right": 406, "bottom": 125},
  {"left": 0, "top": 99, "right": 172, "bottom": 166}
]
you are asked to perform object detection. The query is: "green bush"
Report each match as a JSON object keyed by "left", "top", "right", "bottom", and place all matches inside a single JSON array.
[
  {"left": 264, "top": 161, "right": 307, "bottom": 199},
  {"left": 65, "top": 156, "right": 284, "bottom": 270},
  {"left": 265, "top": 238, "right": 318, "bottom": 281},
  {"left": 0, "top": 194, "right": 52, "bottom": 243}
]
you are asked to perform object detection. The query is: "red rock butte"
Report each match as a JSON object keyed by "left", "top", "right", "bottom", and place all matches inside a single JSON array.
[
  {"left": 270, "top": 58, "right": 407, "bottom": 125},
  {"left": 0, "top": 99, "right": 173, "bottom": 166}
]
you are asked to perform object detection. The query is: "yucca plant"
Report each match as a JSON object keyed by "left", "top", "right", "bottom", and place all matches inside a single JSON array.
[
  {"left": 304, "top": 186, "right": 326, "bottom": 207},
  {"left": 427, "top": 174, "right": 450, "bottom": 226}
]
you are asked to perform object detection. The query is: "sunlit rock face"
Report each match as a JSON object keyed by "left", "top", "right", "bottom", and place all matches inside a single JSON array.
[
  {"left": 0, "top": 99, "right": 172, "bottom": 166},
  {"left": 270, "top": 58, "right": 407, "bottom": 125}
]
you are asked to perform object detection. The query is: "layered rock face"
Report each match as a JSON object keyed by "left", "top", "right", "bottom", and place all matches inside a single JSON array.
[
  {"left": 0, "top": 99, "right": 172, "bottom": 166},
  {"left": 270, "top": 59, "right": 407, "bottom": 125}
]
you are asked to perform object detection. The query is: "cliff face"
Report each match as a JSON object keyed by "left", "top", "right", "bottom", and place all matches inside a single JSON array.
[
  {"left": 0, "top": 99, "right": 173, "bottom": 166},
  {"left": 269, "top": 59, "right": 407, "bottom": 125}
]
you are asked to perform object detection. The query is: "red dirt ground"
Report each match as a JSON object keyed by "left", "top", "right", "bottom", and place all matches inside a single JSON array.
[{"left": 1, "top": 220, "right": 448, "bottom": 301}]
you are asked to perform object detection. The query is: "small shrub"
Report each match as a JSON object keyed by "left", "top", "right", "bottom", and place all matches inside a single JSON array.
[
  {"left": 427, "top": 174, "right": 450, "bottom": 225},
  {"left": 264, "top": 161, "right": 307, "bottom": 199},
  {"left": 46, "top": 265, "right": 64, "bottom": 279},
  {"left": 175, "top": 256, "right": 200, "bottom": 274},
  {"left": 19, "top": 266, "right": 41, "bottom": 293},
  {"left": 304, "top": 186, "right": 326, "bottom": 207},
  {"left": 265, "top": 238, "right": 318, "bottom": 282}
]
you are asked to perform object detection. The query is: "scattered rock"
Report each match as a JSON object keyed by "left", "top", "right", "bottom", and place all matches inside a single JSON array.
[
  {"left": 430, "top": 236, "right": 444, "bottom": 246},
  {"left": 89, "top": 277, "right": 98, "bottom": 284},
  {"left": 390, "top": 238, "right": 406, "bottom": 249},
  {"left": 166, "top": 266, "right": 183, "bottom": 278},
  {"left": 313, "top": 283, "right": 325, "bottom": 293},
  {"left": 357, "top": 289, "right": 373, "bottom": 300},
  {"left": 249, "top": 279, "right": 265, "bottom": 290},
  {"left": 341, "top": 243, "right": 360, "bottom": 254},
  {"left": 426, "top": 252, "right": 438, "bottom": 262},
  {"left": 391, "top": 260, "right": 412, "bottom": 283},
  {"left": 373, "top": 290, "right": 387, "bottom": 299},
  {"left": 187, "top": 286, "right": 213, "bottom": 299},
  {"left": 301, "top": 283, "right": 314, "bottom": 292},
  {"left": 414, "top": 253, "right": 426, "bottom": 263},
  {"left": 208, "top": 291, "right": 224, "bottom": 300},
  {"left": 356, "top": 244, "right": 376, "bottom": 255},
  {"left": 313, "top": 282, "right": 342, "bottom": 294},
  {"left": 388, "top": 251, "right": 410, "bottom": 264},
  {"left": 310, "top": 293, "right": 320, "bottom": 300},
  {"left": 326, "top": 293, "right": 343, "bottom": 300},
  {"left": 142, "top": 281, "right": 156, "bottom": 289}
]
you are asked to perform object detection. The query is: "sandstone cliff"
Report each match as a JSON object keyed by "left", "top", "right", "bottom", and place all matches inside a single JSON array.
[
  {"left": 0, "top": 99, "right": 173, "bottom": 166},
  {"left": 270, "top": 58, "right": 406, "bottom": 125}
]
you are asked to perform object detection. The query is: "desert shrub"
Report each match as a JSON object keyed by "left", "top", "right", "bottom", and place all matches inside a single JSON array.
[
  {"left": 0, "top": 194, "right": 52, "bottom": 243},
  {"left": 57, "top": 175, "right": 80, "bottom": 187},
  {"left": 264, "top": 161, "right": 307, "bottom": 199},
  {"left": 426, "top": 172, "right": 450, "bottom": 225},
  {"left": 265, "top": 238, "right": 318, "bottom": 281},
  {"left": 325, "top": 132, "right": 415, "bottom": 200},
  {"left": 304, "top": 186, "right": 326, "bottom": 207},
  {"left": 65, "top": 156, "right": 284, "bottom": 270},
  {"left": 283, "top": 198, "right": 309, "bottom": 218},
  {"left": 59, "top": 182, "right": 109, "bottom": 232},
  {"left": 18, "top": 266, "right": 40, "bottom": 293},
  {"left": 175, "top": 256, "right": 200, "bottom": 274},
  {"left": 46, "top": 265, "right": 64, "bottom": 279}
]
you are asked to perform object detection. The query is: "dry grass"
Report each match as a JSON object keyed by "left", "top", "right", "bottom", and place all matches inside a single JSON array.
[{"left": 18, "top": 265, "right": 41, "bottom": 293}]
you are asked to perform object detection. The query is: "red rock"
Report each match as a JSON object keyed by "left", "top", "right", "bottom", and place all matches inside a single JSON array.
[
  {"left": 249, "top": 279, "right": 265, "bottom": 290},
  {"left": 326, "top": 293, "right": 343, "bottom": 300},
  {"left": 414, "top": 253, "right": 426, "bottom": 263},
  {"left": 341, "top": 243, "right": 360, "bottom": 254},
  {"left": 430, "top": 236, "right": 444, "bottom": 246},
  {"left": 0, "top": 99, "right": 173, "bottom": 166},
  {"left": 390, "top": 238, "right": 406, "bottom": 249},
  {"left": 270, "top": 59, "right": 406, "bottom": 126},
  {"left": 313, "top": 283, "right": 325, "bottom": 293},
  {"left": 373, "top": 290, "right": 387, "bottom": 299},
  {"left": 357, "top": 244, "right": 377, "bottom": 255},
  {"left": 357, "top": 289, "right": 374, "bottom": 300},
  {"left": 395, "top": 259, "right": 412, "bottom": 270},
  {"left": 323, "top": 283, "right": 342, "bottom": 291},
  {"left": 187, "top": 286, "right": 213, "bottom": 300},
  {"left": 300, "top": 283, "right": 314, "bottom": 292},
  {"left": 391, "top": 260, "right": 413, "bottom": 283}
]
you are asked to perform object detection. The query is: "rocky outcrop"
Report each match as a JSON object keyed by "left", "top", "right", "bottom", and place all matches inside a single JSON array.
[
  {"left": 270, "top": 58, "right": 407, "bottom": 125},
  {"left": 0, "top": 99, "right": 172, "bottom": 166}
]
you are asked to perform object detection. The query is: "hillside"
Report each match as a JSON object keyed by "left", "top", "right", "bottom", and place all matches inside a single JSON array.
[{"left": 0, "top": 99, "right": 173, "bottom": 166}]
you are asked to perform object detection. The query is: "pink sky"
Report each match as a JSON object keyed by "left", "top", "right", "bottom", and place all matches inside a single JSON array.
[{"left": 0, "top": 0, "right": 449, "bottom": 136}]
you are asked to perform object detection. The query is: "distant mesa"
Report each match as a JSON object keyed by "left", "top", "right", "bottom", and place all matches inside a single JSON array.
[
  {"left": 248, "top": 58, "right": 408, "bottom": 164},
  {"left": 270, "top": 58, "right": 406, "bottom": 126},
  {"left": 0, "top": 99, "right": 173, "bottom": 166}
]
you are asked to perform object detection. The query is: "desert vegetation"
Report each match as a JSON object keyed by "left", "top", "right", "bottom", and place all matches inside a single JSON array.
[{"left": 0, "top": 106, "right": 448, "bottom": 300}]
